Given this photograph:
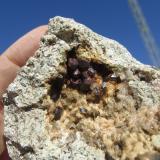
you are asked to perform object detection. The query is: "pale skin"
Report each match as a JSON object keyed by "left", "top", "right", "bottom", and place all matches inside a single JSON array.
[{"left": 0, "top": 25, "right": 48, "bottom": 157}]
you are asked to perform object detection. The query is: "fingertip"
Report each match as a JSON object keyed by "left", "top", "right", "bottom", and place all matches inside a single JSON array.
[
  {"left": 4, "top": 25, "right": 48, "bottom": 67},
  {"left": 33, "top": 25, "right": 48, "bottom": 32},
  {"left": 27, "top": 25, "right": 48, "bottom": 43}
]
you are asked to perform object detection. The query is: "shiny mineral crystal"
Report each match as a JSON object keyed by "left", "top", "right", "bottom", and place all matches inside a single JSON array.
[{"left": 3, "top": 17, "right": 160, "bottom": 160}]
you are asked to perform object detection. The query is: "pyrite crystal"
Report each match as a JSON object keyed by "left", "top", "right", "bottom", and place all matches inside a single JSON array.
[{"left": 3, "top": 17, "right": 160, "bottom": 160}]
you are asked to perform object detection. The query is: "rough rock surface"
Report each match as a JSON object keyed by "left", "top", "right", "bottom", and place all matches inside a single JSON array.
[{"left": 3, "top": 17, "right": 160, "bottom": 160}]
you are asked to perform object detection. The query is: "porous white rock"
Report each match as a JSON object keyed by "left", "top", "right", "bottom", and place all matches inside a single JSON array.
[{"left": 3, "top": 17, "right": 160, "bottom": 160}]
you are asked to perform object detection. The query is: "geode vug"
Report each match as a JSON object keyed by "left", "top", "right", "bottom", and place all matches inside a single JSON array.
[{"left": 3, "top": 17, "right": 160, "bottom": 160}]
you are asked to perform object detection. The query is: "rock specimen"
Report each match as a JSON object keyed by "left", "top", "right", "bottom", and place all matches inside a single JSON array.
[{"left": 3, "top": 17, "right": 160, "bottom": 160}]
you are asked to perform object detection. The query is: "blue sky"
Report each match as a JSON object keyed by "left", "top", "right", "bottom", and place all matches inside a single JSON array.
[{"left": 0, "top": 0, "right": 160, "bottom": 66}]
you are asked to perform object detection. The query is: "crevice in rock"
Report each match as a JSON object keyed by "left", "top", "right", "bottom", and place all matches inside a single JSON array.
[
  {"left": 45, "top": 48, "right": 122, "bottom": 124},
  {"left": 3, "top": 91, "right": 18, "bottom": 106},
  {"left": 6, "top": 137, "right": 35, "bottom": 156},
  {"left": 55, "top": 30, "right": 76, "bottom": 43},
  {"left": 105, "top": 151, "right": 115, "bottom": 160},
  {"left": 134, "top": 69, "right": 154, "bottom": 83},
  {"left": 49, "top": 76, "right": 64, "bottom": 102},
  {"left": 18, "top": 104, "right": 45, "bottom": 112}
]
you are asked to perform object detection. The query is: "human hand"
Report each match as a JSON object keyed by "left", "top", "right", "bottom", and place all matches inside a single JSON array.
[{"left": 0, "top": 26, "right": 47, "bottom": 159}]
